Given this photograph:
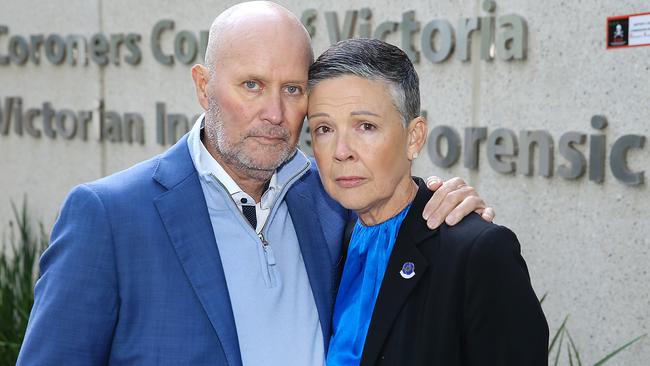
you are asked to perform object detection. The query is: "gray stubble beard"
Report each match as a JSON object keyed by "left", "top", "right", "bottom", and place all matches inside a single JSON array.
[{"left": 204, "top": 101, "right": 296, "bottom": 182}]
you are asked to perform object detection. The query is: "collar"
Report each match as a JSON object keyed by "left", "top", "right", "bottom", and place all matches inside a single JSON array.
[
  {"left": 187, "top": 114, "right": 308, "bottom": 208},
  {"left": 398, "top": 177, "right": 439, "bottom": 244}
]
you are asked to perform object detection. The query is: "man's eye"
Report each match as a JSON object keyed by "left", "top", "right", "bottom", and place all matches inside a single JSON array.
[
  {"left": 285, "top": 85, "right": 302, "bottom": 94},
  {"left": 244, "top": 81, "right": 260, "bottom": 90}
]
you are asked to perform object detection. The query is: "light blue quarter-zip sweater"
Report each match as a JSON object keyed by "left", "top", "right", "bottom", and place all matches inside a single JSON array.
[{"left": 187, "top": 117, "right": 325, "bottom": 366}]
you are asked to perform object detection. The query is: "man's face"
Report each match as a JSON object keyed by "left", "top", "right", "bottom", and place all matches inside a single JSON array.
[{"left": 203, "top": 25, "right": 310, "bottom": 176}]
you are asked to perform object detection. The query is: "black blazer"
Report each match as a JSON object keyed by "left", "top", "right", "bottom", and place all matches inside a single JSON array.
[{"left": 359, "top": 180, "right": 549, "bottom": 365}]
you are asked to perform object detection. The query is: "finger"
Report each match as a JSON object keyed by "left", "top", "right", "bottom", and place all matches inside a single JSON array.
[
  {"left": 473, "top": 206, "right": 495, "bottom": 222},
  {"left": 422, "top": 176, "right": 467, "bottom": 220},
  {"left": 425, "top": 210, "right": 445, "bottom": 229},
  {"left": 426, "top": 184, "right": 475, "bottom": 228},
  {"left": 479, "top": 206, "right": 495, "bottom": 222},
  {"left": 445, "top": 195, "right": 486, "bottom": 226},
  {"left": 422, "top": 177, "right": 443, "bottom": 219},
  {"left": 425, "top": 176, "right": 443, "bottom": 191}
]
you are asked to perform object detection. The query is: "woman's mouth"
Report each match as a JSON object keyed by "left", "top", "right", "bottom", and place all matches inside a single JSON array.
[{"left": 335, "top": 176, "right": 367, "bottom": 188}]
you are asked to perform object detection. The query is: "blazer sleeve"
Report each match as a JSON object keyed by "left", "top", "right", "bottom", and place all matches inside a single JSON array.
[
  {"left": 17, "top": 184, "right": 119, "bottom": 366},
  {"left": 462, "top": 225, "right": 549, "bottom": 365}
]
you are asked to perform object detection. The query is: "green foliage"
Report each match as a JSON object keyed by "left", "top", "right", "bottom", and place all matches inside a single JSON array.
[
  {"left": 542, "top": 295, "right": 647, "bottom": 365},
  {"left": 0, "top": 200, "right": 48, "bottom": 365}
]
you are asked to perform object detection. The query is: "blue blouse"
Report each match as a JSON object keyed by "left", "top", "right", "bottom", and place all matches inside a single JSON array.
[{"left": 327, "top": 204, "right": 412, "bottom": 366}]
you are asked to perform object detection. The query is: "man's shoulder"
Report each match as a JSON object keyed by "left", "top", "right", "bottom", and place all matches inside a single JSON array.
[
  {"left": 83, "top": 135, "right": 194, "bottom": 199},
  {"left": 72, "top": 152, "right": 185, "bottom": 215},
  {"left": 85, "top": 155, "right": 162, "bottom": 196}
]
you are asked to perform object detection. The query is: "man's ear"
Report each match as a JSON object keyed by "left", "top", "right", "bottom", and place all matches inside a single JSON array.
[
  {"left": 407, "top": 116, "right": 427, "bottom": 161},
  {"left": 191, "top": 64, "right": 211, "bottom": 111}
]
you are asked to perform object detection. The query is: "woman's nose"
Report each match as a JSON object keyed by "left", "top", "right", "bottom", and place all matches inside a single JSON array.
[{"left": 334, "top": 134, "right": 355, "bottom": 162}]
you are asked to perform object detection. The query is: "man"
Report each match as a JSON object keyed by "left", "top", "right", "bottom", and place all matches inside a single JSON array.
[{"left": 17, "top": 2, "right": 493, "bottom": 365}]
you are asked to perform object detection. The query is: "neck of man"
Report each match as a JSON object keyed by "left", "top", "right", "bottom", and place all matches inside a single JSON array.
[{"left": 204, "top": 140, "right": 273, "bottom": 203}]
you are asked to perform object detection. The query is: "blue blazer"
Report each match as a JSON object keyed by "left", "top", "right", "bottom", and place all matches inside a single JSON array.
[{"left": 17, "top": 135, "right": 349, "bottom": 365}]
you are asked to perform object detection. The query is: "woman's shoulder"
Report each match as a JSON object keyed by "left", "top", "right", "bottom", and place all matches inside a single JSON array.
[{"left": 437, "top": 213, "right": 522, "bottom": 266}]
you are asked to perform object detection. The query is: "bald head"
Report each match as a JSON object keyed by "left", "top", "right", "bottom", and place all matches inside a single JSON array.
[
  {"left": 205, "top": 1, "right": 313, "bottom": 74},
  {"left": 190, "top": 1, "right": 314, "bottom": 188}
]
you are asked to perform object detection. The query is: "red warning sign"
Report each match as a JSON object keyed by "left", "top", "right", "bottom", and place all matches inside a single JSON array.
[{"left": 607, "top": 11, "right": 650, "bottom": 49}]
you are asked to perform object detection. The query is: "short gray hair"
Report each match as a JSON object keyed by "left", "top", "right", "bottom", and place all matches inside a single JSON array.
[{"left": 308, "top": 38, "right": 420, "bottom": 125}]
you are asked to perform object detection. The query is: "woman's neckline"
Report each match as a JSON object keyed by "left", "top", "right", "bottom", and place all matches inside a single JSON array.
[{"left": 357, "top": 179, "right": 418, "bottom": 227}]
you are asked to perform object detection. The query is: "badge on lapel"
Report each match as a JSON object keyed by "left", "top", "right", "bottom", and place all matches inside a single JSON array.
[{"left": 400, "top": 262, "right": 415, "bottom": 279}]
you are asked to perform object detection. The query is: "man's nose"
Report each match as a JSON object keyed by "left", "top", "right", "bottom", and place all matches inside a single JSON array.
[{"left": 259, "top": 92, "right": 284, "bottom": 125}]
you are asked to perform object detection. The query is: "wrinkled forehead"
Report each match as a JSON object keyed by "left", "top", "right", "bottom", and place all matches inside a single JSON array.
[
  {"left": 212, "top": 13, "right": 312, "bottom": 73},
  {"left": 219, "top": 38, "right": 310, "bottom": 85}
]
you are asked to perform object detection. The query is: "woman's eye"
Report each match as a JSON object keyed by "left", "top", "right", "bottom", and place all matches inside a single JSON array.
[
  {"left": 314, "top": 125, "right": 332, "bottom": 134},
  {"left": 360, "top": 122, "right": 376, "bottom": 131},
  {"left": 244, "top": 81, "right": 260, "bottom": 90}
]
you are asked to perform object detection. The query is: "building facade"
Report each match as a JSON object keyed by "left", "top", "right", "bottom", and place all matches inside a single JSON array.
[{"left": 1, "top": 0, "right": 649, "bottom": 363}]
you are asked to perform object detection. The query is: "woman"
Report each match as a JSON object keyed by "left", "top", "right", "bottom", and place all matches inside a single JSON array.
[{"left": 307, "top": 38, "right": 549, "bottom": 365}]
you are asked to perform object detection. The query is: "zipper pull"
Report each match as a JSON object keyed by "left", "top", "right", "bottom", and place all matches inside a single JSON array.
[
  {"left": 259, "top": 233, "right": 276, "bottom": 266},
  {"left": 258, "top": 233, "right": 268, "bottom": 247}
]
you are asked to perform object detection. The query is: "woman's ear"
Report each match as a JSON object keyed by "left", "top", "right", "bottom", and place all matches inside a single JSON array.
[
  {"left": 407, "top": 116, "right": 428, "bottom": 161},
  {"left": 191, "top": 64, "right": 211, "bottom": 111}
]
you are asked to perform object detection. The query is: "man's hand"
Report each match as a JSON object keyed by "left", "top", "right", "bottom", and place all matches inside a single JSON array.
[{"left": 422, "top": 176, "right": 495, "bottom": 229}]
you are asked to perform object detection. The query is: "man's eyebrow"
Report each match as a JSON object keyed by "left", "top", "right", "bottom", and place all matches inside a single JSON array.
[
  {"left": 246, "top": 74, "right": 267, "bottom": 82},
  {"left": 350, "top": 110, "right": 381, "bottom": 117},
  {"left": 307, "top": 112, "right": 330, "bottom": 119},
  {"left": 285, "top": 80, "right": 308, "bottom": 85}
]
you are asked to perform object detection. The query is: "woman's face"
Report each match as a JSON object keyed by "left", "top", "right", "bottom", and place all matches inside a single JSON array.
[{"left": 308, "top": 75, "right": 425, "bottom": 215}]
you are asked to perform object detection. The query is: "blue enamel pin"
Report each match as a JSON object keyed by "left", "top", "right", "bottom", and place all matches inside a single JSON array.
[{"left": 400, "top": 262, "right": 415, "bottom": 279}]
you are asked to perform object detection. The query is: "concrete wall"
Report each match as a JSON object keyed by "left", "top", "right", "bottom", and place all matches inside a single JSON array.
[{"left": 1, "top": 0, "right": 648, "bottom": 364}]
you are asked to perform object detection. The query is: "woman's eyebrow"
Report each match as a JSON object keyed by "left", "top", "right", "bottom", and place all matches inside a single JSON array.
[
  {"left": 307, "top": 112, "right": 330, "bottom": 119},
  {"left": 350, "top": 110, "right": 381, "bottom": 117}
]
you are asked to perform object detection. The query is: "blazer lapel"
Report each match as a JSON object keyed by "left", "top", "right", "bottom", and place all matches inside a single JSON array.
[
  {"left": 153, "top": 136, "right": 242, "bottom": 366},
  {"left": 361, "top": 180, "right": 437, "bottom": 366},
  {"left": 286, "top": 181, "right": 335, "bottom": 350}
]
